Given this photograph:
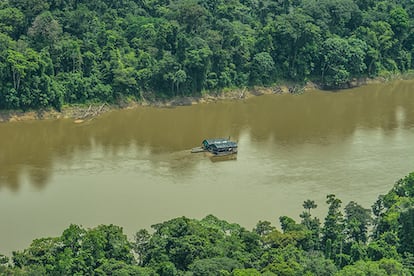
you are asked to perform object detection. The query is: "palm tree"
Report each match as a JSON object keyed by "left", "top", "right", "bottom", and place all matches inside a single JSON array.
[{"left": 303, "top": 199, "right": 317, "bottom": 215}]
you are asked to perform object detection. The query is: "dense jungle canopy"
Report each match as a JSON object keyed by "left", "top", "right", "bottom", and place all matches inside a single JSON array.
[
  {"left": 1, "top": 172, "right": 414, "bottom": 275},
  {"left": 0, "top": 0, "right": 413, "bottom": 110}
]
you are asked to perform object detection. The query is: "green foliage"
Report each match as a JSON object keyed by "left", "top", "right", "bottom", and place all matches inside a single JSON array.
[
  {"left": 0, "top": 0, "right": 414, "bottom": 110},
  {"left": 11, "top": 224, "right": 135, "bottom": 275},
  {"left": 188, "top": 257, "right": 242, "bottom": 276},
  {"left": 250, "top": 52, "right": 275, "bottom": 85},
  {"left": 398, "top": 207, "right": 414, "bottom": 255},
  {"left": 2, "top": 172, "right": 414, "bottom": 275},
  {"left": 260, "top": 244, "right": 306, "bottom": 276},
  {"left": 322, "top": 194, "right": 345, "bottom": 263},
  {"left": 27, "top": 11, "right": 62, "bottom": 50},
  {"left": 320, "top": 37, "right": 367, "bottom": 88},
  {"left": 336, "top": 258, "right": 409, "bottom": 275},
  {"left": 300, "top": 199, "right": 321, "bottom": 250},
  {"left": 373, "top": 173, "right": 414, "bottom": 238},
  {"left": 267, "top": 11, "right": 322, "bottom": 81},
  {"left": 367, "top": 232, "right": 400, "bottom": 262},
  {"left": 139, "top": 215, "right": 261, "bottom": 272},
  {"left": 254, "top": 220, "right": 275, "bottom": 236},
  {"left": 344, "top": 201, "right": 371, "bottom": 244},
  {"left": 0, "top": 7, "right": 25, "bottom": 39},
  {"left": 232, "top": 268, "right": 261, "bottom": 276},
  {"left": 302, "top": 251, "right": 338, "bottom": 275},
  {"left": 94, "top": 259, "right": 157, "bottom": 276},
  {"left": 303, "top": 200, "right": 318, "bottom": 214}
]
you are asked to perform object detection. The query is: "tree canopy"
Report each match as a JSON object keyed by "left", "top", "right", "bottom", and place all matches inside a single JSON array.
[
  {"left": 1, "top": 172, "right": 414, "bottom": 275},
  {"left": 0, "top": 0, "right": 413, "bottom": 110}
]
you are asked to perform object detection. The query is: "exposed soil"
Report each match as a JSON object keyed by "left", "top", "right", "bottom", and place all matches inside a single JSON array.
[{"left": 0, "top": 80, "right": 378, "bottom": 123}]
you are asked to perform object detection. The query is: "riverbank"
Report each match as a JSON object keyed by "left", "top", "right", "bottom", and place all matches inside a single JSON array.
[
  {"left": 0, "top": 103, "right": 111, "bottom": 123},
  {"left": 0, "top": 77, "right": 398, "bottom": 123},
  {"left": 0, "top": 83, "right": 309, "bottom": 123}
]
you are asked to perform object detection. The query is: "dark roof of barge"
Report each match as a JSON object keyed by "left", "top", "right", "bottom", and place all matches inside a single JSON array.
[{"left": 203, "top": 138, "right": 237, "bottom": 148}]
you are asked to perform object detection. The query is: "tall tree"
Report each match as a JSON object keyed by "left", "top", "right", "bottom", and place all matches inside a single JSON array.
[
  {"left": 27, "top": 11, "right": 62, "bottom": 50},
  {"left": 322, "top": 194, "right": 345, "bottom": 265},
  {"left": 398, "top": 207, "right": 414, "bottom": 255},
  {"left": 344, "top": 201, "right": 371, "bottom": 244},
  {"left": 303, "top": 199, "right": 317, "bottom": 215}
]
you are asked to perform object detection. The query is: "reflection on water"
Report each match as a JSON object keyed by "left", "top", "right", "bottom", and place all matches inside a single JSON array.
[
  {"left": 209, "top": 154, "right": 238, "bottom": 163},
  {"left": 0, "top": 80, "right": 414, "bottom": 254},
  {"left": 1, "top": 81, "right": 414, "bottom": 190}
]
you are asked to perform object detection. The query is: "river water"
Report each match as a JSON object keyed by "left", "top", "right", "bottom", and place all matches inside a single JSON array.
[{"left": 1, "top": 81, "right": 414, "bottom": 255}]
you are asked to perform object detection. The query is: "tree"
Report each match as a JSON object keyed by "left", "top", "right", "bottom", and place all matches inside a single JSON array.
[
  {"left": 280, "top": 216, "right": 304, "bottom": 233},
  {"left": 51, "top": 36, "right": 83, "bottom": 74},
  {"left": 152, "top": 51, "right": 180, "bottom": 96},
  {"left": 182, "top": 38, "right": 212, "bottom": 93},
  {"left": 188, "top": 257, "right": 242, "bottom": 276},
  {"left": 0, "top": 254, "right": 9, "bottom": 265},
  {"left": 300, "top": 199, "right": 321, "bottom": 250},
  {"left": 336, "top": 259, "right": 408, "bottom": 275},
  {"left": 173, "top": 69, "right": 187, "bottom": 96},
  {"left": 6, "top": 48, "right": 38, "bottom": 93},
  {"left": 260, "top": 244, "right": 306, "bottom": 276},
  {"left": 0, "top": 7, "right": 25, "bottom": 39},
  {"left": 254, "top": 221, "right": 275, "bottom": 236},
  {"left": 372, "top": 173, "right": 414, "bottom": 239},
  {"left": 320, "top": 37, "right": 367, "bottom": 88},
  {"left": 105, "top": 48, "right": 139, "bottom": 97},
  {"left": 12, "top": 237, "right": 59, "bottom": 272},
  {"left": 9, "top": 0, "right": 50, "bottom": 25},
  {"left": 344, "top": 201, "right": 371, "bottom": 244},
  {"left": 169, "top": 0, "right": 207, "bottom": 34},
  {"left": 232, "top": 268, "right": 261, "bottom": 276},
  {"left": 27, "top": 11, "right": 62, "bottom": 50},
  {"left": 322, "top": 194, "right": 345, "bottom": 265},
  {"left": 389, "top": 7, "right": 409, "bottom": 39},
  {"left": 250, "top": 52, "right": 275, "bottom": 85},
  {"left": 268, "top": 11, "right": 321, "bottom": 81},
  {"left": 303, "top": 199, "right": 317, "bottom": 215},
  {"left": 12, "top": 224, "right": 135, "bottom": 275},
  {"left": 94, "top": 259, "right": 156, "bottom": 275},
  {"left": 367, "top": 21, "right": 397, "bottom": 72},
  {"left": 139, "top": 216, "right": 261, "bottom": 272},
  {"left": 367, "top": 232, "right": 400, "bottom": 261},
  {"left": 398, "top": 207, "right": 414, "bottom": 255},
  {"left": 134, "top": 229, "right": 151, "bottom": 266},
  {"left": 300, "top": 0, "right": 361, "bottom": 36},
  {"left": 301, "top": 251, "right": 337, "bottom": 275},
  {"left": 0, "top": 0, "right": 413, "bottom": 110}
]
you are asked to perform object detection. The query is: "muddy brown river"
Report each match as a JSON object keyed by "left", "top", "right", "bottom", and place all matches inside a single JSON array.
[{"left": 1, "top": 81, "right": 414, "bottom": 255}]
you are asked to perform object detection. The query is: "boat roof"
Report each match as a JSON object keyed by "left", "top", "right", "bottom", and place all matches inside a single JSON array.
[{"left": 203, "top": 138, "right": 237, "bottom": 148}]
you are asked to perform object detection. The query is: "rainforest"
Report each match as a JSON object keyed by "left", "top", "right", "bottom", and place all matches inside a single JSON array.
[
  {"left": 1, "top": 1, "right": 414, "bottom": 275},
  {"left": 0, "top": 173, "right": 413, "bottom": 275},
  {"left": 0, "top": 0, "right": 413, "bottom": 111}
]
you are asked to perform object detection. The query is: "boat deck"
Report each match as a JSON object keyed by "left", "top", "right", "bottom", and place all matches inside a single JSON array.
[{"left": 191, "top": 147, "right": 206, "bottom": 153}]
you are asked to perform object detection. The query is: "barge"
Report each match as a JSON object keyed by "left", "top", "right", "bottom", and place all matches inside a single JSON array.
[{"left": 191, "top": 138, "right": 238, "bottom": 156}]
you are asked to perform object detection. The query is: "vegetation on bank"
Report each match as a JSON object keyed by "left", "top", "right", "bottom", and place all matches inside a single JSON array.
[
  {"left": 0, "top": 0, "right": 414, "bottom": 111},
  {"left": 1, "top": 172, "right": 414, "bottom": 275}
]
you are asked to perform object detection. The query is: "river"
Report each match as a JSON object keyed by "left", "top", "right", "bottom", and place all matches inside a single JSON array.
[{"left": 1, "top": 80, "right": 414, "bottom": 255}]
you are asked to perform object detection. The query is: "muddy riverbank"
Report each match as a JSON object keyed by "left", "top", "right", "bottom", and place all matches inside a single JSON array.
[
  {"left": 0, "top": 84, "right": 306, "bottom": 123},
  {"left": 0, "top": 78, "right": 384, "bottom": 123}
]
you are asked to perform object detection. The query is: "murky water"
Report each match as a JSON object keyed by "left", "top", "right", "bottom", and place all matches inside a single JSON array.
[{"left": 1, "top": 81, "right": 414, "bottom": 255}]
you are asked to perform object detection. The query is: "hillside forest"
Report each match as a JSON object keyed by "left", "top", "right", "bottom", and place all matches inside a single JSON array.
[{"left": 0, "top": 0, "right": 414, "bottom": 110}]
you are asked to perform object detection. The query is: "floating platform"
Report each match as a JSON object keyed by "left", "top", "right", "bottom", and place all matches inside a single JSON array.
[
  {"left": 191, "top": 138, "right": 238, "bottom": 156},
  {"left": 191, "top": 146, "right": 206, "bottom": 153}
]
